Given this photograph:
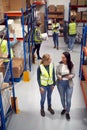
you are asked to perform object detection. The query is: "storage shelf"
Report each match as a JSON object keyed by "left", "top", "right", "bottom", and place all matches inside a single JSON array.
[
  {"left": 32, "top": 1, "right": 45, "bottom": 5},
  {"left": 48, "top": 11, "right": 64, "bottom": 14},
  {"left": 82, "top": 65, "right": 87, "bottom": 82},
  {"left": 76, "top": 20, "right": 87, "bottom": 23},
  {"left": 80, "top": 81, "right": 87, "bottom": 107},
  {"left": 5, "top": 11, "right": 23, "bottom": 17},
  {"left": 83, "top": 47, "right": 87, "bottom": 57},
  {"left": 70, "top": 5, "right": 87, "bottom": 8},
  {"left": 69, "top": 3, "right": 87, "bottom": 23},
  {"left": 10, "top": 37, "right": 24, "bottom": 41}
]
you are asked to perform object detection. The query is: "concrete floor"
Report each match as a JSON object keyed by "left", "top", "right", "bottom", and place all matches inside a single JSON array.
[{"left": 7, "top": 37, "right": 87, "bottom": 130}]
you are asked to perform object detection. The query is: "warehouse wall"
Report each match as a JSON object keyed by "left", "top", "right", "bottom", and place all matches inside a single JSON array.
[{"left": 47, "top": 0, "right": 70, "bottom": 20}]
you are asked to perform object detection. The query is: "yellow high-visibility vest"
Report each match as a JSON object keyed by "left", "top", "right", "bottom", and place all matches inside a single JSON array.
[
  {"left": 0, "top": 39, "right": 14, "bottom": 62},
  {"left": 52, "top": 23, "right": 59, "bottom": 33},
  {"left": 40, "top": 63, "right": 53, "bottom": 86},
  {"left": 69, "top": 22, "right": 76, "bottom": 35},
  {"left": 34, "top": 28, "right": 42, "bottom": 43}
]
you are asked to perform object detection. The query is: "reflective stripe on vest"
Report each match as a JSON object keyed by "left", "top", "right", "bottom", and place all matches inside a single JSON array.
[
  {"left": 40, "top": 63, "right": 53, "bottom": 86},
  {"left": 69, "top": 22, "right": 76, "bottom": 35},
  {"left": 52, "top": 23, "right": 59, "bottom": 33},
  {"left": 34, "top": 28, "right": 42, "bottom": 43},
  {"left": 0, "top": 39, "right": 14, "bottom": 62}
]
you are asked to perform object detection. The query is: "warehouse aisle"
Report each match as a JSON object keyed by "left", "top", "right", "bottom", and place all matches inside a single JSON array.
[{"left": 7, "top": 37, "right": 87, "bottom": 130}]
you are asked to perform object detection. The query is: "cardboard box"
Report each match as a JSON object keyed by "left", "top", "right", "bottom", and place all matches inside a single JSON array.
[
  {"left": 9, "top": 0, "right": 26, "bottom": 11},
  {"left": 82, "top": 11, "right": 87, "bottom": 20},
  {"left": 76, "top": 12, "right": 82, "bottom": 21},
  {"left": 85, "top": 0, "right": 87, "bottom": 5},
  {"left": 70, "top": 0, "right": 77, "bottom": 5},
  {"left": 0, "top": 13, "right": 4, "bottom": 20},
  {"left": 48, "top": 14, "right": 57, "bottom": 19},
  {"left": 56, "top": 5, "right": 64, "bottom": 9},
  {"left": 48, "top": 5, "right": 56, "bottom": 12},
  {"left": 78, "top": 0, "right": 85, "bottom": 5}
]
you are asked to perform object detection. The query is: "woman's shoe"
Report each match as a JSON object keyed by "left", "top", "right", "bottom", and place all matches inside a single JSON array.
[
  {"left": 61, "top": 109, "right": 66, "bottom": 115},
  {"left": 48, "top": 107, "right": 55, "bottom": 115},
  {"left": 66, "top": 113, "right": 70, "bottom": 120},
  {"left": 40, "top": 109, "right": 45, "bottom": 117}
]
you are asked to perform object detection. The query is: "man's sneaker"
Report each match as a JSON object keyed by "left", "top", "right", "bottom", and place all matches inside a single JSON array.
[
  {"left": 48, "top": 107, "right": 55, "bottom": 115},
  {"left": 40, "top": 109, "right": 45, "bottom": 117},
  {"left": 67, "top": 48, "right": 71, "bottom": 51},
  {"left": 38, "top": 57, "right": 42, "bottom": 60},
  {"left": 66, "top": 113, "right": 70, "bottom": 120},
  {"left": 61, "top": 109, "right": 66, "bottom": 115},
  {"left": 57, "top": 47, "right": 59, "bottom": 50}
]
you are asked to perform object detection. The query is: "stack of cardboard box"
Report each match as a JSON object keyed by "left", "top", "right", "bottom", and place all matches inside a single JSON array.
[
  {"left": 9, "top": 0, "right": 26, "bottom": 11},
  {"left": 12, "top": 58, "right": 24, "bottom": 78},
  {"left": 82, "top": 12, "right": 87, "bottom": 20},
  {"left": 0, "top": 1, "right": 4, "bottom": 19},
  {"left": 76, "top": 12, "right": 82, "bottom": 21},
  {"left": 48, "top": 5, "right": 56, "bottom": 12},
  {"left": 70, "top": 0, "right": 87, "bottom": 5},
  {"left": 78, "top": 0, "right": 85, "bottom": 5},
  {"left": 70, "top": 0, "right": 77, "bottom": 5},
  {"left": 56, "top": 5, "right": 64, "bottom": 12},
  {"left": 0, "top": 58, "right": 24, "bottom": 79}
]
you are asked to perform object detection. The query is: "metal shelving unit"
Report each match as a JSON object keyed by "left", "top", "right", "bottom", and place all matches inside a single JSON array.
[
  {"left": 0, "top": 7, "right": 35, "bottom": 129},
  {"left": 5, "top": 7, "right": 34, "bottom": 72},
  {"left": 0, "top": 16, "right": 16, "bottom": 130},
  {"left": 69, "top": 2, "right": 87, "bottom": 23},
  {"left": 79, "top": 25, "right": 87, "bottom": 107}
]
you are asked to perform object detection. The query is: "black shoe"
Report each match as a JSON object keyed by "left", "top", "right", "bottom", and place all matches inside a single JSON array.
[
  {"left": 57, "top": 47, "right": 59, "bottom": 50},
  {"left": 61, "top": 109, "right": 66, "bottom": 115},
  {"left": 48, "top": 107, "right": 55, "bottom": 115},
  {"left": 40, "top": 109, "right": 45, "bottom": 117},
  {"left": 66, "top": 113, "right": 70, "bottom": 120},
  {"left": 38, "top": 57, "right": 42, "bottom": 60}
]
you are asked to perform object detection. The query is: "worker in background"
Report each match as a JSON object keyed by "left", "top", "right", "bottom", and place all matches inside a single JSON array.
[
  {"left": 37, "top": 54, "right": 55, "bottom": 117},
  {"left": 33, "top": 21, "right": 43, "bottom": 60},
  {"left": 63, "top": 21, "right": 69, "bottom": 44},
  {"left": 68, "top": 17, "right": 77, "bottom": 52},
  {"left": 0, "top": 28, "right": 17, "bottom": 83},
  {"left": 56, "top": 51, "right": 75, "bottom": 120},
  {"left": 52, "top": 19, "right": 60, "bottom": 50}
]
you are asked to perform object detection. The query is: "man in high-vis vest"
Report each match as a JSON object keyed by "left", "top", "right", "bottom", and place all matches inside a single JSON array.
[
  {"left": 68, "top": 17, "right": 77, "bottom": 51},
  {"left": 33, "top": 21, "right": 43, "bottom": 60},
  {"left": 37, "top": 54, "right": 55, "bottom": 117},
  {"left": 52, "top": 19, "right": 60, "bottom": 50},
  {"left": 0, "top": 29, "right": 17, "bottom": 83}
]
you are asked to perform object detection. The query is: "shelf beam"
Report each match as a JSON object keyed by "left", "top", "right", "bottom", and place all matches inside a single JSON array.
[
  {"left": 80, "top": 81, "right": 87, "bottom": 107},
  {"left": 70, "top": 5, "right": 87, "bottom": 8},
  {"left": 5, "top": 11, "right": 22, "bottom": 17}
]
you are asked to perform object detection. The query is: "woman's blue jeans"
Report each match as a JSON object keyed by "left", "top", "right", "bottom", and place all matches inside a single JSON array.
[
  {"left": 57, "top": 80, "right": 73, "bottom": 113},
  {"left": 40, "top": 86, "right": 53, "bottom": 109}
]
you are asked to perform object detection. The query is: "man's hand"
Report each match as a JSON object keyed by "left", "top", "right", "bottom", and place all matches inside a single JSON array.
[{"left": 40, "top": 87, "right": 44, "bottom": 94}]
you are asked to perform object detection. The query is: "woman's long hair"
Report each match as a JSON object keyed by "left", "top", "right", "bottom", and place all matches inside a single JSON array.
[{"left": 60, "top": 52, "right": 73, "bottom": 73}]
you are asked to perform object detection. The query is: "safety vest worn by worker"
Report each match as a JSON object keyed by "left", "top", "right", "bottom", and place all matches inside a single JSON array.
[
  {"left": 52, "top": 23, "right": 60, "bottom": 33},
  {"left": 0, "top": 39, "right": 14, "bottom": 62},
  {"left": 40, "top": 63, "right": 54, "bottom": 86},
  {"left": 69, "top": 22, "right": 76, "bottom": 35},
  {"left": 34, "top": 27, "right": 42, "bottom": 43}
]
